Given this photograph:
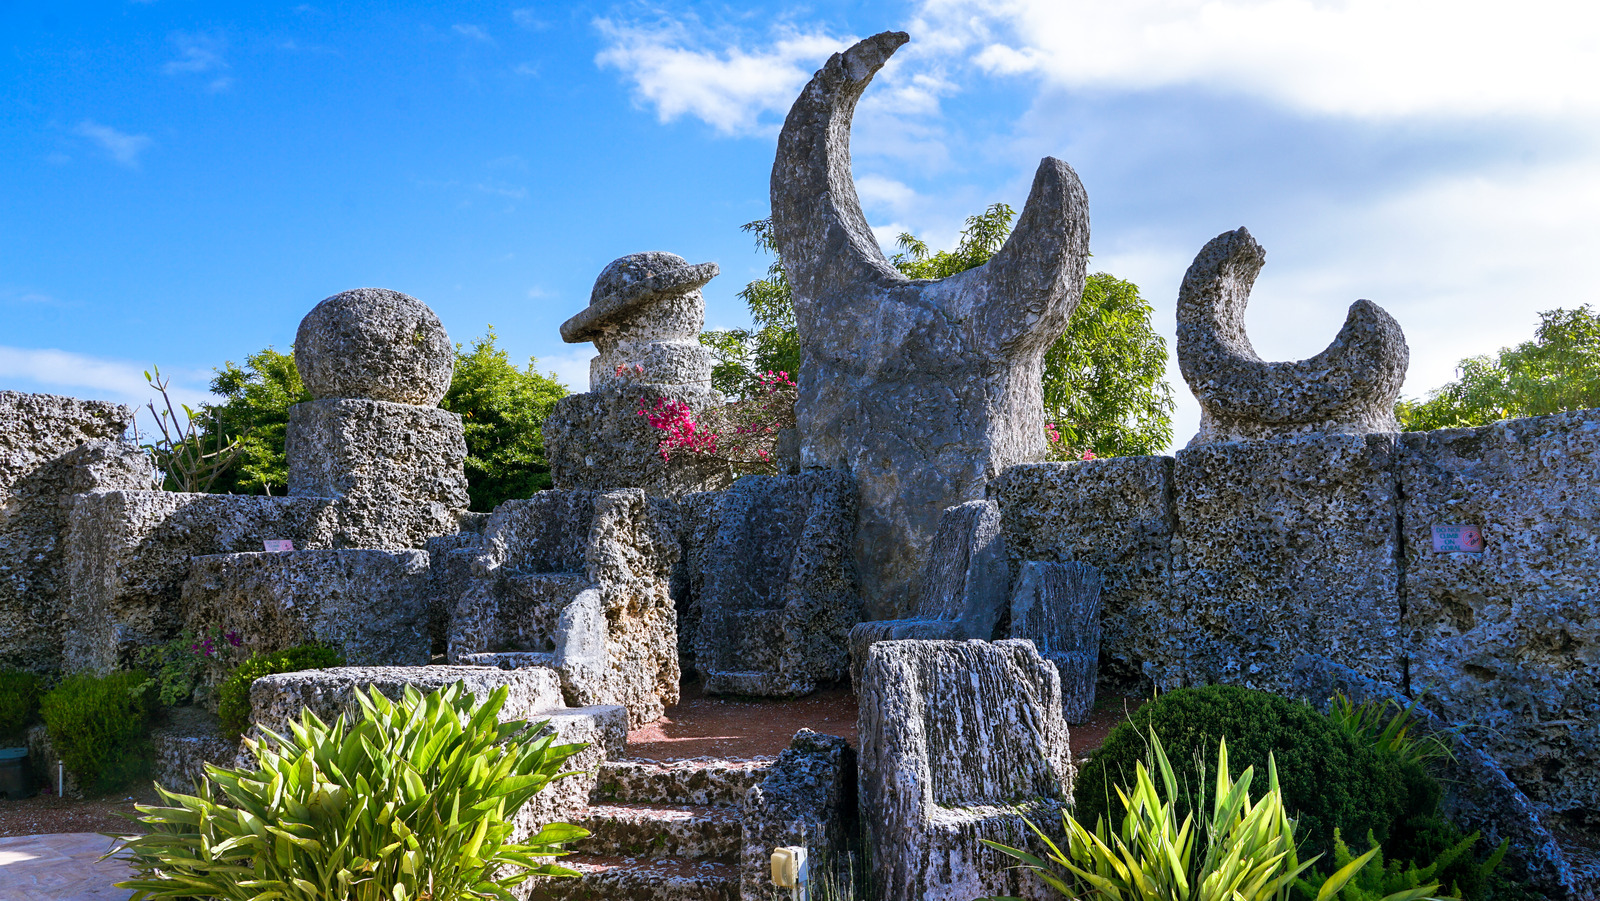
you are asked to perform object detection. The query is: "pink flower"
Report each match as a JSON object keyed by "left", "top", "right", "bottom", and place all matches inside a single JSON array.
[{"left": 1081, "top": 450, "right": 1097, "bottom": 461}]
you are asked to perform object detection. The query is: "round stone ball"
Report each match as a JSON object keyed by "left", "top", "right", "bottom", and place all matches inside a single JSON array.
[{"left": 295, "top": 288, "right": 454, "bottom": 405}]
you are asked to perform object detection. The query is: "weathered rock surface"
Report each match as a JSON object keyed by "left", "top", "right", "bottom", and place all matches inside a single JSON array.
[
  {"left": 448, "top": 489, "right": 680, "bottom": 728},
  {"left": 62, "top": 491, "right": 339, "bottom": 672},
  {"left": 182, "top": 550, "right": 433, "bottom": 685},
  {"left": 772, "top": 32, "right": 1090, "bottom": 619},
  {"left": 150, "top": 706, "right": 235, "bottom": 792},
  {"left": 1398, "top": 411, "right": 1600, "bottom": 821},
  {"left": 1162, "top": 433, "right": 1404, "bottom": 691},
  {"left": 1177, "top": 227, "right": 1409, "bottom": 446},
  {"left": 286, "top": 397, "right": 468, "bottom": 549},
  {"left": 740, "top": 730, "right": 856, "bottom": 901},
  {"left": 995, "top": 457, "right": 1174, "bottom": 688},
  {"left": 295, "top": 287, "right": 455, "bottom": 406},
  {"left": 544, "top": 384, "right": 731, "bottom": 497},
  {"left": 693, "top": 471, "right": 861, "bottom": 698},
  {"left": 858, "top": 639, "right": 1072, "bottom": 901},
  {"left": 1011, "top": 561, "right": 1102, "bottom": 723},
  {"left": 561, "top": 251, "right": 719, "bottom": 391},
  {"left": 848, "top": 499, "right": 1008, "bottom": 687},
  {"left": 0, "top": 391, "right": 134, "bottom": 491}
]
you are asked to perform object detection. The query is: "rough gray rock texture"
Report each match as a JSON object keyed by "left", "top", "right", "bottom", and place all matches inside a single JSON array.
[
  {"left": 424, "top": 524, "right": 486, "bottom": 656},
  {"left": 0, "top": 390, "right": 134, "bottom": 491},
  {"left": 772, "top": 32, "right": 1090, "bottom": 620},
  {"left": 848, "top": 499, "right": 1009, "bottom": 687},
  {"left": 661, "top": 492, "right": 721, "bottom": 673},
  {"left": 150, "top": 706, "right": 236, "bottom": 792},
  {"left": 858, "top": 639, "right": 1072, "bottom": 901},
  {"left": 182, "top": 550, "right": 432, "bottom": 684},
  {"left": 2, "top": 438, "right": 153, "bottom": 672},
  {"left": 286, "top": 397, "right": 468, "bottom": 549},
  {"left": 295, "top": 287, "right": 455, "bottom": 405},
  {"left": 593, "top": 758, "right": 772, "bottom": 808},
  {"left": 995, "top": 457, "right": 1175, "bottom": 688},
  {"left": 447, "top": 489, "right": 680, "bottom": 728},
  {"left": 1398, "top": 411, "right": 1600, "bottom": 822},
  {"left": 1177, "top": 228, "right": 1409, "bottom": 446},
  {"left": 739, "top": 730, "right": 856, "bottom": 901},
  {"left": 1293, "top": 656, "right": 1585, "bottom": 898},
  {"left": 1162, "top": 433, "right": 1403, "bottom": 692},
  {"left": 1011, "top": 561, "right": 1102, "bottom": 724},
  {"left": 561, "top": 251, "right": 719, "bottom": 391},
  {"left": 693, "top": 471, "right": 861, "bottom": 698},
  {"left": 61, "top": 491, "right": 339, "bottom": 672},
  {"left": 544, "top": 384, "right": 731, "bottom": 498}
]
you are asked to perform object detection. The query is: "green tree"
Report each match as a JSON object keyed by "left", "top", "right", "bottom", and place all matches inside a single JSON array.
[
  {"left": 441, "top": 327, "right": 569, "bottom": 512},
  {"left": 1398, "top": 305, "right": 1600, "bottom": 431},
  {"left": 193, "top": 330, "right": 567, "bottom": 511},
  {"left": 710, "top": 205, "right": 1175, "bottom": 457}
]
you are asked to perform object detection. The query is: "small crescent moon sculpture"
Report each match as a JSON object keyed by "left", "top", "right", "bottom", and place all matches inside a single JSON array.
[{"left": 1177, "top": 227, "right": 1410, "bottom": 446}]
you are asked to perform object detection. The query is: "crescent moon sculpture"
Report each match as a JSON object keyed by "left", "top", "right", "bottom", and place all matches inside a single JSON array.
[
  {"left": 771, "top": 31, "right": 1090, "bottom": 617},
  {"left": 1177, "top": 227, "right": 1410, "bottom": 446}
]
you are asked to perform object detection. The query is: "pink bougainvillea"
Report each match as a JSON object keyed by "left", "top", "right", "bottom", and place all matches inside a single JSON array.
[{"left": 636, "top": 368, "right": 797, "bottom": 475}]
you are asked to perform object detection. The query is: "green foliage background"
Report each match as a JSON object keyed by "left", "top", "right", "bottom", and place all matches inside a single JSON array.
[
  {"left": 0, "top": 669, "right": 43, "bottom": 742},
  {"left": 217, "top": 644, "right": 346, "bottom": 740}
]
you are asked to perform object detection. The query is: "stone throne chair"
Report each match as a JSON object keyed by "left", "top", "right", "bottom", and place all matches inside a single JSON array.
[
  {"left": 446, "top": 487, "right": 680, "bottom": 729},
  {"left": 847, "top": 499, "right": 1010, "bottom": 686}
]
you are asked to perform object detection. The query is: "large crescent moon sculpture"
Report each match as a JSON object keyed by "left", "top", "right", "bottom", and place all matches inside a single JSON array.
[
  {"left": 1177, "top": 227, "right": 1410, "bottom": 446},
  {"left": 771, "top": 31, "right": 1090, "bottom": 617}
]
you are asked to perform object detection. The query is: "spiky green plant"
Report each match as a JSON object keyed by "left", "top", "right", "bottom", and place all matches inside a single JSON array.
[
  {"left": 1326, "top": 693, "right": 1455, "bottom": 769},
  {"left": 113, "top": 682, "right": 589, "bottom": 900},
  {"left": 983, "top": 735, "right": 1448, "bottom": 901}
]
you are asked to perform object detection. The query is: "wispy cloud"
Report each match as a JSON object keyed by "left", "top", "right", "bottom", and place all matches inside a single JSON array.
[
  {"left": 511, "top": 9, "right": 548, "bottom": 31},
  {"left": 453, "top": 23, "right": 494, "bottom": 44},
  {"left": 537, "top": 348, "right": 596, "bottom": 392},
  {"left": 0, "top": 287, "right": 70, "bottom": 307},
  {"left": 0, "top": 346, "right": 216, "bottom": 427},
  {"left": 74, "top": 120, "right": 152, "bottom": 168},
  {"left": 163, "top": 31, "right": 232, "bottom": 91},
  {"left": 594, "top": 18, "right": 854, "bottom": 136}
]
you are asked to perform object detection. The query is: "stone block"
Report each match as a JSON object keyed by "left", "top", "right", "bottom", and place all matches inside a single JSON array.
[
  {"left": 0, "top": 390, "right": 133, "bottom": 493},
  {"left": 61, "top": 491, "right": 338, "bottom": 673},
  {"left": 1398, "top": 410, "right": 1600, "bottom": 820},
  {"left": 543, "top": 384, "right": 731, "bottom": 498},
  {"left": 150, "top": 706, "right": 236, "bottom": 792},
  {"left": 1164, "top": 433, "right": 1403, "bottom": 692},
  {"left": 183, "top": 550, "right": 432, "bottom": 680},
  {"left": 2, "top": 440, "right": 152, "bottom": 672},
  {"left": 995, "top": 457, "right": 1174, "bottom": 687},
  {"left": 739, "top": 730, "right": 856, "bottom": 901},
  {"left": 858, "top": 639, "right": 1072, "bottom": 901},
  {"left": 694, "top": 471, "right": 861, "bottom": 698},
  {"left": 1011, "top": 561, "right": 1102, "bottom": 723},
  {"left": 286, "top": 397, "right": 468, "bottom": 548}
]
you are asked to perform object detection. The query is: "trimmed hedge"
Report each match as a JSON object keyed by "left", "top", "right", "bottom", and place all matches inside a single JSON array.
[
  {"left": 216, "top": 645, "right": 345, "bottom": 740},
  {"left": 39, "top": 670, "right": 153, "bottom": 793},
  {"left": 0, "top": 669, "right": 44, "bottom": 743}
]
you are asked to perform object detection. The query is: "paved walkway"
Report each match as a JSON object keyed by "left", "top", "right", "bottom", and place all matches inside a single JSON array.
[{"left": 0, "top": 833, "right": 134, "bottom": 900}]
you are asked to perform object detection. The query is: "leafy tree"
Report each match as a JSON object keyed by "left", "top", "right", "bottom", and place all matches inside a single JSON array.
[
  {"left": 1398, "top": 305, "right": 1600, "bottom": 431},
  {"left": 194, "top": 330, "right": 567, "bottom": 511},
  {"left": 708, "top": 205, "right": 1175, "bottom": 457},
  {"left": 441, "top": 327, "right": 568, "bottom": 512}
]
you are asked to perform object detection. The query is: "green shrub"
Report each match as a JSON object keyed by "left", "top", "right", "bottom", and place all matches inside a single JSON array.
[
  {"left": 39, "top": 670, "right": 153, "bottom": 793},
  {"left": 216, "top": 644, "right": 344, "bottom": 740},
  {"left": 1076, "top": 685, "right": 1420, "bottom": 861},
  {"left": 986, "top": 735, "right": 1413, "bottom": 901},
  {"left": 0, "top": 669, "right": 44, "bottom": 743},
  {"left": 1300, "top": 828, "right": 1483, "bottom": 901},
  {"left": 117, "top": 682, "right": 590, "bottom": 900},
  {"left": 1328, "top": 693, "right": 1454, "bottom": 769}
]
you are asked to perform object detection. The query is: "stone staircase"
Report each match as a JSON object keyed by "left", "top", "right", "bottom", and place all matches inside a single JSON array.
[{"left": 528, "top": 758, "right": 772, "bottom": 901}]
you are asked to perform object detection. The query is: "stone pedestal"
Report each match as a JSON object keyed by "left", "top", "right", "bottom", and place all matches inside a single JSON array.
[
  {"left": 544, "top": 384, "right": 730, "bottom": 498},
  {"left": 286, "top": 398, "right": 468, "bottom": 548}
]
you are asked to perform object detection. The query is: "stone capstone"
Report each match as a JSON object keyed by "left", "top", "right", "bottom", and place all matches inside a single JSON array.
[
  {"left": 739, "top": 730, "right": 856, "bottom": 901},
  {"left": 544, "top": 383, "right": 731, "bottom": 498},
  {"left": 995, "top": 457, "right": 1174, "bottom": 688},
  {"left": 294, "top": 287, "right": 454, "bottom": 406},
  {"left": 858, "top": 639, "right": 1072, "bottom": 901},
  {"left": 772, "top": 32, "right": 1091, "bottom": 619},
  {"left": 692, "top": 471, "right": 862, "bottom": 698},
  {"left": 182, "top": 550, "right": 433, "bottom": 689},
  {"left": 561, "top": 251, "right": 719, "bottom": 392},
  {"left": 1177, "top": 227, "right": 1409, "bottom": 446},
  {"left": 286, "top": 397, "right": 468, "bottom": 548}
]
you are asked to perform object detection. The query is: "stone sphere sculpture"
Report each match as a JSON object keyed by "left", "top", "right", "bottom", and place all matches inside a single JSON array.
[
  {"left": 295, "top": 288, "right": 454, "bottom": 406},
  {"left": 561, "top": 251, "right": 718, "bottom": 391}
]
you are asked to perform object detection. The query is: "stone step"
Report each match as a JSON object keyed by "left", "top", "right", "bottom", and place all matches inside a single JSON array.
[
  {"left": 567, "top": 803, "right": 741, "bottom": 860},
  {"left": 526, "top": 854, "right": 739, "bottom": 901},
  {"left": 593, "top": 758, "right": 771, "bottom": 807}
]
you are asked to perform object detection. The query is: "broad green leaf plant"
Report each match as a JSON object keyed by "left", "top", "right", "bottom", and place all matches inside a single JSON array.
[
  {"left": 113, "top": 682, "right": 589, "bottom": 901},
  {"left": 982, "top": 735, "right": 1449, "bottom": 901}
]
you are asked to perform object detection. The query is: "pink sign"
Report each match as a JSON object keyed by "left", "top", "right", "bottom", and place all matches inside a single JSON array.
[
  {"left": 1432, "top": 524, "right": 1484, "bottom": 554},
  {"left": 263, "top": 539, "right": 295, "bottom": 553}
]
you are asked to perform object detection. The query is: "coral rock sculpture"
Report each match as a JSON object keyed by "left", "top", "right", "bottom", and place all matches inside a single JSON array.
[
  {"left": 1177, "top": 227, "right": 1410, "bottom": 446},
  {"left": 772, "top": 32, "right": 1091, "bottom": 618}
]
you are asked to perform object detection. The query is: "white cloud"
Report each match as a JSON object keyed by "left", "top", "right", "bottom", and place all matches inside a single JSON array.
[
  {"left": 511, "top": 9, "right": 548, "bottom": 31},
  {"left": 73, "top": 120, "right": 152, "bottom": 168},
  {"left": 164, "top": 31, "right": 228, "bottom": 78},
  {"left": 537, "top": 348, "right": 597, "bottom": 392},
  {"left": 594, "top": 19, "right": 854, "bottom": 135},
  {"left": 453, "top": 23, "right": 493, "bottom": 44},
  {"left": 918, "top": 0, "right": 1600, "bottom": 120},
  {"left": 0, "top": 347, "right": 217, "bottom": 436}
]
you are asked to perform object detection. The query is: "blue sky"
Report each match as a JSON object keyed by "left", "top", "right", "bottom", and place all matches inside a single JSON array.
[{"left": 3, "top": 1, "right": 1598, "bottom": 449}]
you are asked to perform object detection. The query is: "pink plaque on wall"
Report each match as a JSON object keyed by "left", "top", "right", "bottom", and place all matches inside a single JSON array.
[
  {"left": 263, "top": 539, "right": 295, "bottom": 553},
  {"left": 1431, "top": 524, "right": 1484, "bottom": 554}
]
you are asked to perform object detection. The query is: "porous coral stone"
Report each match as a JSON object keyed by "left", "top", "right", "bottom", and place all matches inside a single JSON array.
[{"left": 295, "top": 288, "right": 454, "bottom": 406}]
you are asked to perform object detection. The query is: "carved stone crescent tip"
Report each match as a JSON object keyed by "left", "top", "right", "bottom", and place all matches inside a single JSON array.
[{"left": 1177, "top": 227, "right": 1410, "bottom": 446}]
